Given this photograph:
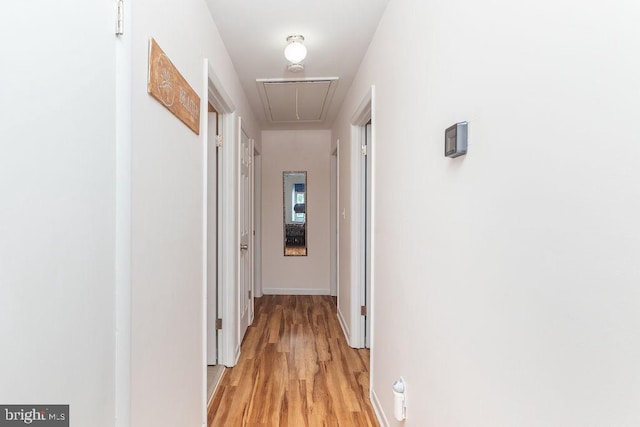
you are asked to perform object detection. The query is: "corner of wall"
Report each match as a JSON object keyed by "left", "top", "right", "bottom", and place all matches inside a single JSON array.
[{"left": 336, "top": 304, "right": 351, "bottom": 344}]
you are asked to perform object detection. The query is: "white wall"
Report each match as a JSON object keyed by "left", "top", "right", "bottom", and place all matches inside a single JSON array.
[
  {"left": 1, "top": 1, "right": 259, "bottom": 425},
  {"left": 334, "top": 0, "right": 640, "bottom": 425},
  {"left": 130, "top": 1, "right": 258, "bottom": 425},
  {"left": 261, "top": 130, "right": 332, "bottom": 294},
  {"left": 0, "top": 1, "right": 117, "bottom": 425}
]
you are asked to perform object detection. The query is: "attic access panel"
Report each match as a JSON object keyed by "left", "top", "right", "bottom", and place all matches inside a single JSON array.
[{"left": 256, "top": 78, "right": 338, "bottom": 124}]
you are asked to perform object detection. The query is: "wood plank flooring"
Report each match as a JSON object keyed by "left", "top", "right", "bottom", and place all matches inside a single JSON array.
[{"left": 208, "top": 295, "right": 378, "bottom": 426}]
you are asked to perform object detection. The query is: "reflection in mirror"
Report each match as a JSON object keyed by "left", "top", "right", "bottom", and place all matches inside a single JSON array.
[{"left": 283, "top": 171, "right": 307, "bottom": 256}]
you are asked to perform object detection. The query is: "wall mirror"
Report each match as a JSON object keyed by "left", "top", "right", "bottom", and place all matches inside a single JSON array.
[{"left": 283, "top": 171, "right": 307, "bottom": 256}]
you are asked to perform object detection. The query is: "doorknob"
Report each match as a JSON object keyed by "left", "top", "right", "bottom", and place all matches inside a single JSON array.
[{"left": 240, "top": 244, "right": 249, "bottom": 251}]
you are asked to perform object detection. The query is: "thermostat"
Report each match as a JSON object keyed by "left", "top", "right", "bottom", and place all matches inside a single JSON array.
[{"left": 444, "top": 121, "right": 468, "bottom": 158}]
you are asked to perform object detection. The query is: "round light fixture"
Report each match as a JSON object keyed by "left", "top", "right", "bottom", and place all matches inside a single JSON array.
[{"left": 284, "top": 35, "right": 307, "bottom": 64}]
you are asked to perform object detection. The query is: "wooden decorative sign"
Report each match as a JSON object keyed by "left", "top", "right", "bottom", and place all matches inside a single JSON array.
[{"left": 147, "top": 38, "right": 201, "bottom": 134}]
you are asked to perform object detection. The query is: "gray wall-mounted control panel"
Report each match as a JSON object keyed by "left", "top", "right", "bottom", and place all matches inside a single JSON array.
[{"left": 445, "top": 121, "right": 468, "bottom": 158}]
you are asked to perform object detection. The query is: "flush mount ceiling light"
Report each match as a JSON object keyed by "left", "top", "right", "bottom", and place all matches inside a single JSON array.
[{"left": 284, "top": 35, "right": 307, "bottom": 72}]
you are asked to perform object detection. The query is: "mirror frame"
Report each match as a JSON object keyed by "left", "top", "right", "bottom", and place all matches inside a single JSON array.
[{"left": 283, "top": 171, "right": 307, "bottom": 256}]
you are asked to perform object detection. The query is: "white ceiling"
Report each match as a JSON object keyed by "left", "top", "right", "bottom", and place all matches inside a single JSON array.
[{"left": 205, "top": 0, "right": 390, "bottom": 130}]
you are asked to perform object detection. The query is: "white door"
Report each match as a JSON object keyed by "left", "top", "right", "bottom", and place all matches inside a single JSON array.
[
  {"left": 239, "top": 126, "right": 253, "bottom": 338},
  {"left": 206, "top": 108, "right": 219, "bottom": 365}
]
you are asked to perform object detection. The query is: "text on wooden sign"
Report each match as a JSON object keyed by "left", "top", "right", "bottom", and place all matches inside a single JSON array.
[{"left": 147, "top": 38, "right": 200, "bottom": 134}]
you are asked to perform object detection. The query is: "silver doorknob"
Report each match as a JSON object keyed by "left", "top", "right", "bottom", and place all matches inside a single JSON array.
[{"left": 240, "top": 244, "right": 249, "bottom": 251}]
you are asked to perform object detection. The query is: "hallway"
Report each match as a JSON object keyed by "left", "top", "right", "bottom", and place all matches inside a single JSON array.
[
  {"left": 208, "top": 295, "right": 377, "bottom": 426},
  {"left": 5, "top": 0, "right": 640, "bottom": 425}
]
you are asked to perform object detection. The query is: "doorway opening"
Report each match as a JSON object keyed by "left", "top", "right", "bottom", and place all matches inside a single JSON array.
[
  {"left": 349, "top": 86, "right": 375, "bottom": 350},
  {"left": 206, "top": 102, "right": 223, "bottom": 404},
  {"left": 202, "top": 58, "right": 238, "bottom": 419}
]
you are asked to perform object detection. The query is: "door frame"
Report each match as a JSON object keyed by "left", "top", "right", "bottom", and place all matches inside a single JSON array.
[
  {"left": 201, "top": 58, "right": 238, "bottom": 423},
  {"left": 349, "top": 86, "right": 376, "bottom": 350}
]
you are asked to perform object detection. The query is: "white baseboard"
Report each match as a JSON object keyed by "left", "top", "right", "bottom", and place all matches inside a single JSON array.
[
  {"left": 371, "top": 388, "right": 389, "bottom": 427},
  {"left": 225, "top": 345, "right": 240, "bottom": 368},
  {"left": 336, "top": 306, "right": 350, "bottom": 344},
  {"left": 262, "top": 288, "right": 330, "bottom": 295},
  {"left": 206, "top": 366, "right": 225, "bottom": 407}
]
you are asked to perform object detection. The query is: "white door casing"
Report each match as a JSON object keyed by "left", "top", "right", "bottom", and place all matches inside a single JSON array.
[{"left": 364, "top": 122, "right": 372, "bottom": 349}]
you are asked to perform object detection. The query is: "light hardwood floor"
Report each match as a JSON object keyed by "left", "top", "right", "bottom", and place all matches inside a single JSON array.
[{"left": 208, "top": 295, "right": 378, "bottom": 426}]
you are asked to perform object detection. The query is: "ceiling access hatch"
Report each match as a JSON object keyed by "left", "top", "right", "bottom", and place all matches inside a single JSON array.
[{"left": 256, "top": 77, "right": 339, "bottom": 124}]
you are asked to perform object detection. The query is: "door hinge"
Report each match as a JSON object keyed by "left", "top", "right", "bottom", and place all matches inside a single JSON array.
[
  {"left": 361, "top": 144, "right": 368, "bottom": 156},
  {"left": 115, "top": 0, "right": 124, "bottom": 36},
  {"left": 216, "top": 135, "right": 223, "bottom": 148},
  {"left": 361, "top": 305, "right": 367, "bottom": 316},
  {"left": 215, "top": 318, "right": 222, "bottom": 330},
  {"left": 248, "top": 290, "right": 252, "bottom": 299}
]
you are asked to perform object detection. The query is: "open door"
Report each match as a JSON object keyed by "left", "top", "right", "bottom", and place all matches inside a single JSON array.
[{"left": 239, "top": 124, "right": 254, "bottom": 338}]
